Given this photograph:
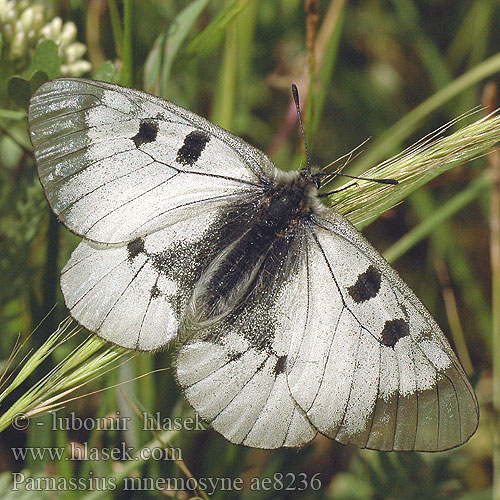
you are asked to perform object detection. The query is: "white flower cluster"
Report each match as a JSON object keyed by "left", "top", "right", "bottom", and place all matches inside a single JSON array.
[{"left": 0, "top": 0, "right": 91, "bottom": 76}]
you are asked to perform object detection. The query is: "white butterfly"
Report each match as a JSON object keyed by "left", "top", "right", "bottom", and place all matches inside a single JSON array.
[{"left": 28, "top": 78, "right": 479, "bottom": 451}]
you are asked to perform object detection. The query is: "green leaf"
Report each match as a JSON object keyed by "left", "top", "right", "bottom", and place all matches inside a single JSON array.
[
  {"left": 0, "top": 109, "right": 26, "bottom": 120},
  {"left": 183, "top": 0, "right": 255, "bottom": 61},
  {"left": 108, "top": 0, "right": 124, "bottom": 56},
  {"left": 383, "top": 172, "right": 491, "bottom": 263},
  {"left": 144, "top": 0, "right": 210, "bottom": 94},
  {"left": 30, "top": 40, "right": 61, "bottom": 79},
  {"left": 306, "top": 3, "right": 346, "bottom": 152},
  {"left": 93, "top": 61, "right": 117, "bottom": 83},
  {"left": 143, "top": 32, "right": 165, "bottom": 93},
  {"left": 349, "top": 50, "right": 500, "bottom": 175},
  {"left": 29, "top": 70, "right": 48, "bottom": 93},
  {"left": 121, "top": 0, "right": 133, "bottom": 86},
  {"left": 7, "top": 71, "right": 48, "bottom": 109},
  {"left": 7, "top": 77, "right": 31, "bottom": 109}
]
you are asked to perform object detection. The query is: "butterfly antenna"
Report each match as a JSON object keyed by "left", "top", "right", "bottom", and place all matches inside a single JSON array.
[
  {"left": 292, "top": 84, "right": 312, "bottom": 170},
  {"left": 292, "top": 84, "right": 397, "bottom": 188}
]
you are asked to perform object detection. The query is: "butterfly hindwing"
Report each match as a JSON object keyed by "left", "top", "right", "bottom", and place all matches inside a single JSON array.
[
  {"left": 287, "top": 212, "right": 478, "bottom": 451},
  {"left": 28, "top": 78, "right": 272, "bottom": 244},
  {"left": 60, "top": 208, "right": 212, "bottom": 350},
  {"left": 60, "top": 199, "right": 263, "bottom": 350}
]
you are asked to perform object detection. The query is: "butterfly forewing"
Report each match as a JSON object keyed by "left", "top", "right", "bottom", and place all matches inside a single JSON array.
[{"left": 28, "top": 78, "right": 271, "bottom": 244}]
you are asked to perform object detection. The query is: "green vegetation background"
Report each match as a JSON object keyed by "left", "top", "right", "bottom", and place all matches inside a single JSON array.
[{"left": 0, "top": 0, "right": 497, "bottom": 498}]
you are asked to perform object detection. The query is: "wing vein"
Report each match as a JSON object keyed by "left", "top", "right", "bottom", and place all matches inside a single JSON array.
[{"left": 333, "top": 323, "right": 362, "bottom": 440}]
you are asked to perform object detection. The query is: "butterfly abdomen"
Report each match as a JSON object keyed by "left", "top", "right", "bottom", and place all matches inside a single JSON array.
[{"left": 185, "top": 180, "right": 313, "bottom": 329}]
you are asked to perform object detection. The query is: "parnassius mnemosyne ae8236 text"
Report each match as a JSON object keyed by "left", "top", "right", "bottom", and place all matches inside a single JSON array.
[{"left": 28, "top": 78, "right": 479, "bottom": 452}]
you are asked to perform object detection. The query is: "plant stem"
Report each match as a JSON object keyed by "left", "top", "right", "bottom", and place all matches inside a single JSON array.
[{"left": 122, "top": 0, "right": 133, "bottom": 87}]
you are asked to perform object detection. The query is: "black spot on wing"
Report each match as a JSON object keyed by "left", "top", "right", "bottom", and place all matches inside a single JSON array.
[
  {"left": 150, "top": 284, "right": 161, "bottom": 299},
  {"left": 131, "top": 118, "right": 159, "bottom": 147},
  {"left": 127, "top": 238, "right": 145, "bottom": 261},
  {"left": 176, "top": 130, "right": 210, "bottom": 165},
  {"left": 381, "top": 318, "right": 410, "bottom": 347},
  {"left": 274, "top": 355, "right": 287, "bottom": 375},
  {"left": 348, "top": 265, "right": 382, "bottom": 303}
]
